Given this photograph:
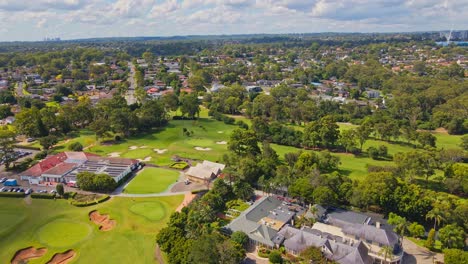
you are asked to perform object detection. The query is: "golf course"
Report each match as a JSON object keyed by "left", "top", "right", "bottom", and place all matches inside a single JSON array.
[
  {"left": 124, "top": 167, "right": 180, "bottom": 194},
  {"left": 0, "top": 195, "right": 183, "bottom": 263}
]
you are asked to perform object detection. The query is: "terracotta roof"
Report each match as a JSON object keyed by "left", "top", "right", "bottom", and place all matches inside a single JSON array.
[
  {"left": 21, "top": 153, "right": 68, "bottom": 177},
  {"left": 43, "top": 162, "right": 77, "bottom": 176}
]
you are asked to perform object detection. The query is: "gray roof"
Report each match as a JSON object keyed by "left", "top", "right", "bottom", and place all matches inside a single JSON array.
[
  {"left": 226, "top": 196, "right": 288, "bottom": 247},
  {"left": 325, "top": 208, "right": 371, "bottom": 228},
  {"left": 337, "top": 241, "right": 373, "bottom": 264},
  {"left": 342, "top": 224, "right": 399, "bottom": 246}
]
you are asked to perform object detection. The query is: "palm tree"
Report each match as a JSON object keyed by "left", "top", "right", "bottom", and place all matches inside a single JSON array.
[
  {"left": 426, "top": 207, "right": 445, "bottom": 230},
  {"left": 378, "top": 245, "right": 394, "bottom": 264}
]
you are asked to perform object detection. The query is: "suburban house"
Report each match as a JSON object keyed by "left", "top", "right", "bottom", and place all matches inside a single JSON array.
[
  {"left": 226, "top": 197, "right": 403, "bottom": 264},
  {"left": 185, "top": 160, "right": 225, "bottom": 183},
  {"left": 20, "top": 152, "right": 139, "bottom": 185}
]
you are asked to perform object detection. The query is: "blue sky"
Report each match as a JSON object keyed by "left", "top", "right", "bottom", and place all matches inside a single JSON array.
[{"left": 0, "top": 0, "right": 466, "bottom": 41}]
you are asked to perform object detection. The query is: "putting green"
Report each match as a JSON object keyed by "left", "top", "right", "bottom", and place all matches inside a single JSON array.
[
  {"left": 38, "top": 219, "right": 91, "bottom": 247},
  {"left": 0, "top": 211, "right": 26, "bottom": 236},
  {"left": 129, "top": 202, "right": 166, "bottom": 221}
]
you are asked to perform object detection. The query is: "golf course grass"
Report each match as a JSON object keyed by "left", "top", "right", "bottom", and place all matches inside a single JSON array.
[
  {"left": 124, "top": 167, "right": 180, "bottom": 194},
  {"left": 0, "top": 195, "right": 183, "bottom": 263},
  {"left": 38, "top": 219, "right": 91, "bottom": 248},
  {"left": 130, "top": 202, "right": 166, "bottom": 221}
]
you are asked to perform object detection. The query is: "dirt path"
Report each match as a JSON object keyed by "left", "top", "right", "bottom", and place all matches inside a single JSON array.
[
  {"left": 402, "top": 238, "right": 443, "bottom": 264},
  {"left": 175, "top": 193, "right": 197, "bottom": 212},
  {"left": 154, "top": 245, "right": 165, "bottom": 264}
]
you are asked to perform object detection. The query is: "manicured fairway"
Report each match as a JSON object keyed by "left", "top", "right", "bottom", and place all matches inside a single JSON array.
[
  {"left": 124, "top": 167, "right": 180, "bottom": 194},
  {"left": 130, "top": 202, "right": 166, "bottom": 221},
  {"left": 38, "top": 219, "right": 91, "bottom": 248},
  {"left": 0, "top": 195, "right": 183, "bottom": 264}
]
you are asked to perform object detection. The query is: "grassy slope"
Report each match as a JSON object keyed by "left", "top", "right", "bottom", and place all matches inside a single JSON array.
[
  {"left": 124, "top": 167, "right": 180, "bottom": 194},
  {"left": 0, "top": 195, "right": 183, "bottom": 264}
]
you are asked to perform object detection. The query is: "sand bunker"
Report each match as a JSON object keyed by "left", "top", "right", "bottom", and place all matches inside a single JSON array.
[
  {"left": 108, "top": 152, "right": 121, "bottom": 157},
  {"left": 129, "top": 146, "right": 138, "bottom": 150},
  {"left": 153, "top": 148, "right": 168, "bottom": 154},
  {"left": 194, "top": 147, "right": 212, "bottom": 151},
  {"left": 216, "top": 141, "right": 227, "bottom": 145},
  {"left": 46, "top": 250, "right": 76, "bottom": 264},
  {"left": 89, "top": 210, "right": 116, "bottom": 231},
  {"left": 176, "top": 193, "right": 197, "bottom": 213},
  {"left": 138, "top": 157, "right": 152, "bottom": 162},
  {"left": 217, "top": 131, "right": 224, "bottom": 133},
  {"left": 11, "top": 247, "right": 47, "bottom": 264}
]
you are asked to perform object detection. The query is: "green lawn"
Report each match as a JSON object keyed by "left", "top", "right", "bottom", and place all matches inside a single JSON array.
[
  {"left": 124, "top": 167, "right": 180, "bottom": 194},
  {"left": 0, "top": 195, "right": 183, "bottom": 264}
]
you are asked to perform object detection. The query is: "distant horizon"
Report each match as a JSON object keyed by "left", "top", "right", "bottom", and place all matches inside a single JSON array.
[
  {"left": 1, "top": 29, "right": 467, "bottom": 43},
  {"left": 0, "top": 0, "right": 466, "bottom": 42}
]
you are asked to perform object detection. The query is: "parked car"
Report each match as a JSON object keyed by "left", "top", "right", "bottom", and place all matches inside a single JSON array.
[
  {"left": 17, "top": 188, "right": 24, "bottom": 193},
  {"left": 0, "top": 177, "right": 7, "bottom": 183},
  {"left": 26, "top": 138, "right": 35, "bottom": 142},
  {"left": 25, "top": 189, "right": 33, "bottom": 195},
  {"left": 0, "top": 187, "right": 7, "bottom": 192},
  {"left": 50, "top": 190, "right": 57, "bottom": 194},
  {"left": 39, "top": 190, "right": 47, "bottom": 193}
]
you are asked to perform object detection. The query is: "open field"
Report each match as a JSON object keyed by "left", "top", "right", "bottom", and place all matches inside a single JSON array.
[
  {"left": 0, "top": 195, "right": 183, "bottom": 263},
  {"left": 124, "top": 167, "right": 180, "bottom": 194}
]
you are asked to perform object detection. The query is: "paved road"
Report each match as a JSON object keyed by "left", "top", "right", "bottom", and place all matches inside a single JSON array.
[
  {"left": 125, "top": 62, "right": 137, "bottom": 105},
  {"left": 402, "top": 238, "right": 443, "bottom": 264},
  {"left": 15, "top": 82, "right": 24, "bottom": 97}
]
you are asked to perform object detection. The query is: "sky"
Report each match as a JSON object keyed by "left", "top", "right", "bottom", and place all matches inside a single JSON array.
[{"left": 0, "top": 0, "right": 467, "bottom": 41}]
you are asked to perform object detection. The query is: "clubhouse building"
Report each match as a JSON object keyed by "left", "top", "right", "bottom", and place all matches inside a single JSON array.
[
  {"left": 225, "top": 196, "right": 403, "bottom": 264},
  {"left": 20, "top": 152, "right": 140, "bottom": 185}
]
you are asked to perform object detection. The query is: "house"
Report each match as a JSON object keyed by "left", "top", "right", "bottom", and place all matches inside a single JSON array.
[
  {"left": 185, "top": 160, "right": 225, "bottom": 183},
  {"left": 225, "top": 196, "right": 304, "bottom": 248},
  {"left": 20, "top": 152, "right": 139, "bottom": 185},
  {"left": 366, "top": 89, "right": 381, "bottom": 99}
]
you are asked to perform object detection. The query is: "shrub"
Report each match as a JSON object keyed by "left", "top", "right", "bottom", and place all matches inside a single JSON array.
[
  {"left": 0, "top": 192, "right": 25, "bottom": 198},
  {"left": 408, "top": 222, "right": 425, "bottom": 238},
  {"left": 425, "top": 228, "right": 435, "bottom": 250},
  {"left": 236, "top": 120, "right": 248, "bottom": 129},
  {"left": 34, "top": 150, "right": 48, "bottom": 160},
  {"left": 257, "top": 247, "right": 271, "bottom": 258},
  {"left": 31, "top": 193, "right": 56, "bottom": 199},
  {"left": 169, "top": 162, "right": 189, "bottom": 170},
  {"left": 443, "top": 249, "right": 468, "bottom": 264},
  {"left": 68, "top": 142, "right": 83, "bottom": 151},
  {"left": 268, "top": 250, "right": 283, "bottom": 264},
  {"left": 70, "top": 195, "right": 110, "bottom": 207},
  {"left": 12, "top": 145, "right": 41, "bottom": 151}
]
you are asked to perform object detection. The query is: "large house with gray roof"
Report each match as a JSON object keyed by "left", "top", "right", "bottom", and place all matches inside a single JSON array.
[{"left": 225, "top": 197, "right": 403, "bottom": 264}]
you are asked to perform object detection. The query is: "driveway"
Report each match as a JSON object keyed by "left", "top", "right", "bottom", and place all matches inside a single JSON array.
[{"left": 402, "top": 238, "right": 443, "bottom": 264}]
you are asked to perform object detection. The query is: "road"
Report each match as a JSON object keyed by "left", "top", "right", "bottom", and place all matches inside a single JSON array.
[
  {"left": 125, "top": 62, "right": 137, "bottom": 105},
  {"left": 15, "top": 82, "right": 24, "bottom": 97}
]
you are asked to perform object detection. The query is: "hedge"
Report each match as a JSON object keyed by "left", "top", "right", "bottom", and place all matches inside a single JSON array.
[
  {"left": 191, "top": 189, "right": 208, "bottom": 194},
  {"left": 170, "top": 162, "right": 189, "bottom": 170},
  {"left": 13, "top": 145, "right": 41, "bottom": 151},
  {"left": 31, "top": 193, "right": 56, "bottom": 199},
  {"left": 70, "top": 195, "right": 110, "bottom": 207},
  {"left": 0, "top": 192, "right": 25, "bottom": 198}
]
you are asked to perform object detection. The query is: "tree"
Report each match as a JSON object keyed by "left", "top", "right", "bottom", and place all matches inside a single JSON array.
[
  {"left": 355, "top": 122, "right": 372, "bottom": 151},
  {"left": 417, "top": 131, "right": 436, "bottom": 148},
  {"left": 38, "top": 135, "right": 58, "bottom": 150},
  {"left": 313, "top": 186, "right": 338, "bottom": 206},
  {"left": 179, "top": 93, "right": 200, "bottom": 119},
  {"left": 68, "top": 142, "right": 83, "bottom": 151},
  {"left": 0, "top": 129, "right": 16, "bottom": 169},
  {"left": 56, "top": 183, "right": 64, "bottom": 197},
  {"left": 268, "top": 250, "right": 283, "bottom": 264},
  {"left": 233, "top": 181, "right": 254, "bottom": 200},
  {"left": 230, "top": 231, "right": 249, "bottom": 249},
  {"left": 438, "top": 224, "right": 465, "bottom": 249},
  {"left": 394, "top": 151, "right": 438, "bottom": 183},
  {"left": 339, "top": 129, "right": 357, "bottom": 153},
  {"left": 76, "top": 172, "right": 116, "bottom": 192},
  {"left": 408, "top": 222, "right": 425, "bottom": 238},
  {"left": 228, "top": 129, "right": 260, "bottom": 156},
  {"left": 426, "top": 207, "right": 445, "bottom": 230},
  {"left": 388, "top": 213, "right": 408, "bottom": 237},
  {"left": 300, "top": 247, "right": 328, "bottom": 263},
  {"left": 378, "top": 245, "right": 394, "bottom": 264},
  {"left": 461, "top": 135, "right": 468, "bottom": 151},
  {"left": 425, "top": 228, "right": 436, "bottom": 249}
]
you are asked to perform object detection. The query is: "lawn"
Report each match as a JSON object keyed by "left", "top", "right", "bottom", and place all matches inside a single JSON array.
[
  {"left": 124, "top": 167, "right": 180, "bottom": 194},
  {"left": 0, "top": 195, "right": 183, "bottom": 264}
]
